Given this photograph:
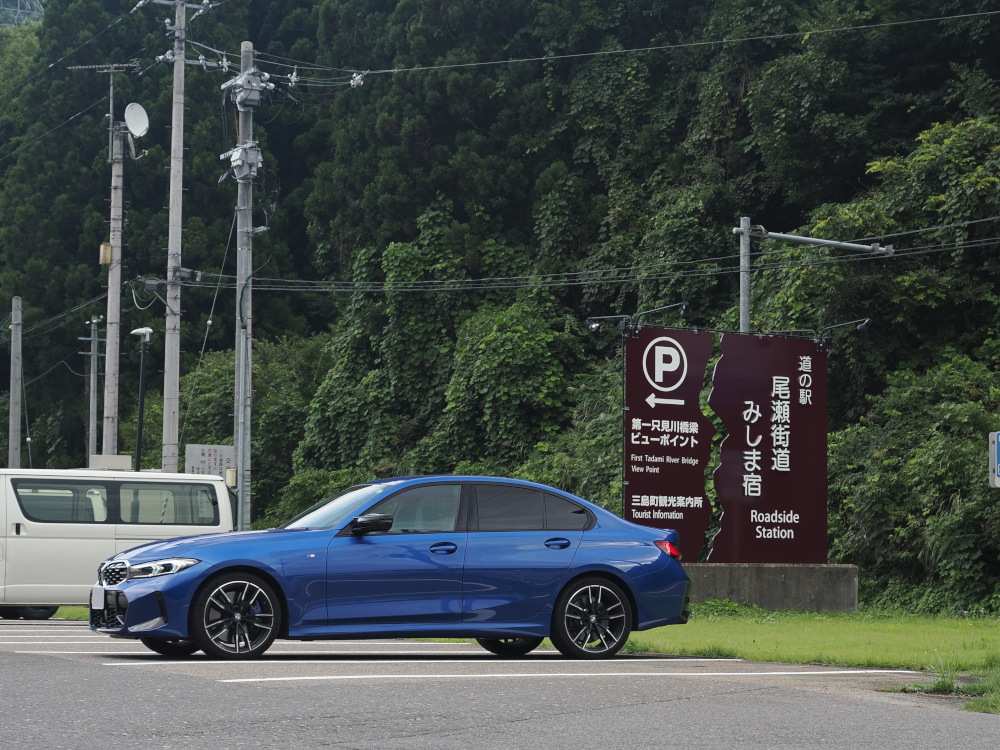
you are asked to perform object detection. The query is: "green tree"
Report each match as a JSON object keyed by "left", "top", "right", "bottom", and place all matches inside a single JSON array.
[{"left": 829, "top": 355, "right": 1000, "bottom": 611}]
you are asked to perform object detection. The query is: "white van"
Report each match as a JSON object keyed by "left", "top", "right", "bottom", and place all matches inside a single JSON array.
[{"left": 0, "top": 469, "right": 235, "bottom": 619}]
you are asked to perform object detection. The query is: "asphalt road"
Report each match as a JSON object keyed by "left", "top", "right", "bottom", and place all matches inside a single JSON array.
[{"left": 1, "top": 619, "right": 995, "bottom": 749}]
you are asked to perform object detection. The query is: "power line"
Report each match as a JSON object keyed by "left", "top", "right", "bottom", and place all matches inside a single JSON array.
[
  {"left": 0, "top": 95, "right": 108, "bottom": 163},
  {"left": 174, "top": 235, "right": 998, "bottom": 295},
  {"left": 245, "top": 9, "right": 1000, "bottom": 84},
  {"left": 0, "top": 11, "right": 130, "bottom": 100},
  {"left": 20, "top": 293, "right": 108, "bottom": 338}
]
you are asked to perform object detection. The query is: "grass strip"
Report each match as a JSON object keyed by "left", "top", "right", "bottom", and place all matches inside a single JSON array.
[{"left": 628, "top": 600, "right": 1000, "bottom": 713}]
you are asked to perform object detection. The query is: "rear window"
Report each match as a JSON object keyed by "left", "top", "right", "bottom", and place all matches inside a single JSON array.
[{"left": 544, "top": 493, "right": 592, "bottom": 530}]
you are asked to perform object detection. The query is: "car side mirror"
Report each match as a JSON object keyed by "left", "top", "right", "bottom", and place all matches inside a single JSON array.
[{"left": 351, "top": 513, "right": 394, "bottom": 535}]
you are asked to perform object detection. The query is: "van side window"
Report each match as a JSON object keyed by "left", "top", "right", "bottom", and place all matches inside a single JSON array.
[
  {"left": 118, "top": 482, "right": 219, "bottom": 525},
  {"left": 12, "top": 481, "right": 109, "bottom": 523}
]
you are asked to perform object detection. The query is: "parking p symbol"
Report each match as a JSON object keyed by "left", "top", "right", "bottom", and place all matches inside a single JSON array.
[
  {"left": 642, "top": 336, "right": 688, "bottom": 394},
  {"left": 655, "top": 345, "right": 681, "bottom": 383}
]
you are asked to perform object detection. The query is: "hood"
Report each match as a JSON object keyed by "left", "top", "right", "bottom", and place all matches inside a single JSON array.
[{"left": 115, "top": 527, "right": 299, "bottom": 562}]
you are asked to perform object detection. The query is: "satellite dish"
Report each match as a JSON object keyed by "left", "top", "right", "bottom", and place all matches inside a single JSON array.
[{"left": 124, "top": 102, "right": 149, "bottom": 138}]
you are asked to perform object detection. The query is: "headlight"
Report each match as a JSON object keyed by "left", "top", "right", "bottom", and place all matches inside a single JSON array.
[{"left": 127, "top": 558, "right": 200, "bottom": 579}]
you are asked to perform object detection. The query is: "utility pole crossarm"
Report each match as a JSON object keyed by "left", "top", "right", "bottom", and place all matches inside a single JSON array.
[
  {"left": 733, "top": 226, "right": 894, "bottom": 255},
  {"left": 733, "top": 217, "right": 893, "bottom": 334}
]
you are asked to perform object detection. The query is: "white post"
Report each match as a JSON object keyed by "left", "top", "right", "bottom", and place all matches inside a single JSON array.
[
  {"left": 8, "top": 296, "right": 22, "bottom": 468},
  {"left": 102, "top": 127, "right": 124, "bottom": 454},
  {"left": 234, "top": 41, "right": 255, "bottom": 530},
  {"left": 88, "top": 315, "right": 100, "bottom": 456},
  {"left": 739, "top": 216, "right": 751, "bottom": 333},
  {"left": 161, "top": 0, "right": 187, "bottom": 472}
]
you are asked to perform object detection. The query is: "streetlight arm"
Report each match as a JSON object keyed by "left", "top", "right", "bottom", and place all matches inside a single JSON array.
[
  {"left": 632, "top": 301, "right": 689, "bottom": 323},
  {"left": 817, "top": 318, "right": 871, "bottom": 338}
]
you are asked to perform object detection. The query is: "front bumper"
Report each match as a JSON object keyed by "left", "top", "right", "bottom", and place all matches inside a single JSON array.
[{"left": 89, "top": 577, "right": 193, "bottom": 639}]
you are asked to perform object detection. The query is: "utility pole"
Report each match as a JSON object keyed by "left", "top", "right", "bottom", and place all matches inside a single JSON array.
[
  {"left": 102, "top": 100, "right": 126, "bottom": 456},
  {"left": 132, "top": 327, "right": 153, "bottom": 471},
  {"left": 67, "top": 61, "right": 139, "bottom": 457},
  {"left": 7, "top": 296, "right": 21, "bottom": 468},
  {"left": 221, "top": 42, "right": 267, "bottom": 529},
  {"left": 132, "top": 0, "right": 218, "bottom": 472},
  {"left": 732, "top": 219, "right": 893, "bottom": 332},
  {"left": 80, "top": 315, "right": 103, "bottom": 458},
  {"left": 738, "top": 216, "right": 750, "bottom": 333},
  {"left": 161, "top": 0, "right": 189, "bottom": 473}
]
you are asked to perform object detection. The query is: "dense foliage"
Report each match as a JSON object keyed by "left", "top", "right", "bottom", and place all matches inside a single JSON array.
[{"left": 2, "top": 1, "right": 1000, "bottom": 611}]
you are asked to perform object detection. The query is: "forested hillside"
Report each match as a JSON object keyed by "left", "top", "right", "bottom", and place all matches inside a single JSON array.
[{"left": 2, "top": 1, "right": 1000, "bottom": 611}]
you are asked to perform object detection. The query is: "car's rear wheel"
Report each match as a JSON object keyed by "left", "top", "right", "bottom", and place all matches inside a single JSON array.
[
  {"left": 475, "top": 637, "right": 544, "bottom": 657},
  {"left": 139, "top": 638, "right": 201, "bottom": 657},
  {"left": 549, "top": 578, "right": 632, "bottom": 659},
  {"left": 190, "top": 572, "right": 281, "bottom": 659}
]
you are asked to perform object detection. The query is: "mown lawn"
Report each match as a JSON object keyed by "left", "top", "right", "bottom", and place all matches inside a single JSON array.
[{"left": 629, "top": 600, "right": 1000, "bottom": 713}]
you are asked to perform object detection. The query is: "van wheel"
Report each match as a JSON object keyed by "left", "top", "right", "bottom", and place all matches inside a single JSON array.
[
  {"left": 17, "top": 606, "right": 58, "bottom": 620},
  {"left": 140, "top": 638, "right": 201, "bottom": 657}
]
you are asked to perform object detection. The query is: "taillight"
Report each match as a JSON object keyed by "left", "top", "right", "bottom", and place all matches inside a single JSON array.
[{"left": 655, "top": 540, "right": 682, "bottom": 559}]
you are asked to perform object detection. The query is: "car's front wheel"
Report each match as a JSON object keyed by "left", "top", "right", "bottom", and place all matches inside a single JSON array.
[
  {"left": 475, "top": 637, "right": 544, "bottom": 657},
  {"left": 139, "top": 638, "right": 201, "bottom": 657},
  {"left": 549, "top": 578, "right": 632, "bottom": 659},
  {"left": 190, "top": 572, "right": 281, "bottom": 659}
]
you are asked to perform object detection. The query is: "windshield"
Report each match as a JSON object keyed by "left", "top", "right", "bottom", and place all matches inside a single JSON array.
[{"left": 281, "top": 484, "right": 389, "bottom": 530}]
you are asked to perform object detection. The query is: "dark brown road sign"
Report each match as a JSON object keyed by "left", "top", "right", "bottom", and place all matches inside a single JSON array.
[
  {"left": 623, "top": 328, "right": 716, "bottom": 560},
  {"left": 707, "top": 334, "right": 828, "bottom": 563}
]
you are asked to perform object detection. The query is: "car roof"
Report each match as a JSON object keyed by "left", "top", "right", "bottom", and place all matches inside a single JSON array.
[{"left": 363, "top": 475, "right": 591, "bottom": 502}]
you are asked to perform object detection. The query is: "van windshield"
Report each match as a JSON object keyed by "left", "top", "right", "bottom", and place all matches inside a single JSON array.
[{"left": 281, "top": 484, "right": 388, "bottom": 530}]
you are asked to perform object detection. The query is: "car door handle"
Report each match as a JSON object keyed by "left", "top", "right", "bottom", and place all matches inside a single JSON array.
[
  {"left": 545, "top": 537, "right": 571, "bottom": 549},
  {"left": 429, "top": 542, "right": 459, "bottom": 555}
]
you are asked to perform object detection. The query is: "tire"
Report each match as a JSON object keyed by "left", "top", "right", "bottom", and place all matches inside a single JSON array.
[
  {"left": 17, "top": 606, "right": 58, "bottom": 620},
  {"left": 476, "top": 637, "right": 544, "bottom": 657},
  {"left": 139, "top": 638, "right": 201, "bottom": 657},
  {"left": 549, "top": 578, "right": 632, "bottom": 659},
  {"left": 189, "top": 572, "right": 281, "bottom": 659}
]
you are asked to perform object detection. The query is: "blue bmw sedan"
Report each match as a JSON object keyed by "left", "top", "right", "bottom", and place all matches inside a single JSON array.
[{"left": 90, "top": 476, "right": 691, "bottom": 659}]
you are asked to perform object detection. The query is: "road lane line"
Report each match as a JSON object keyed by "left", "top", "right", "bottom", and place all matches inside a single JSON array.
[
  {"left": 220, "top": 669, "right": 918, "bottom": 683},
  {"left": 97, "top": 656, "right": 737, "bottom": 666}
]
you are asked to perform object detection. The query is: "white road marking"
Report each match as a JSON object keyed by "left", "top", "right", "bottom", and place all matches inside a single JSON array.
[
  {"left": 0, "top": 633, "right": 101, "bottom": 645},
  {"left": 98, "top": 656, "right": 736, "bottom": 666},
  {"left": 220, "top": 669, "right": 918, "bottom": 684}
]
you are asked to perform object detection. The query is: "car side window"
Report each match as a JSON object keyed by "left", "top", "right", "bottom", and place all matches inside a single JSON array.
[
  {"left": 370, "top": 484, "right": 461, "bottom": 534},
  {"left": 475, "top": 484, "right": 544, "bottom": 531},
  {"left": 544, "top": 493, "right": 591, "bottom": 530}
]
